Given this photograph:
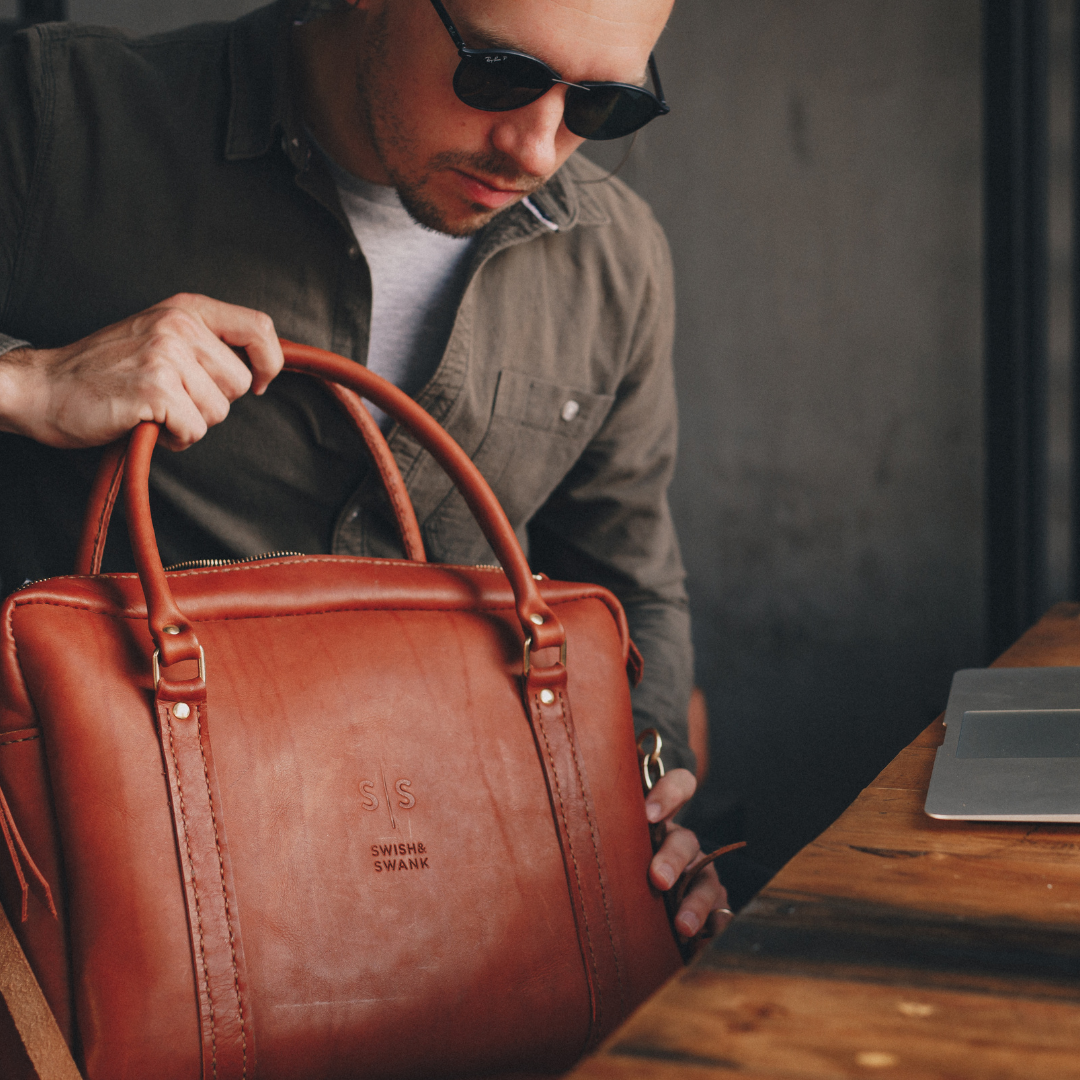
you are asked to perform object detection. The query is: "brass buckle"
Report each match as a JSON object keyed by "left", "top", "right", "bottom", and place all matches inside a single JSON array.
[
  {"left": 153, "top": 646, "right": 206, "bottom": 691},
  {"left": 522, "top": 636, "right": 567, "bottom": 677},
  {"left": 637, "top": 728, "right": 665, "bottom": 791}
]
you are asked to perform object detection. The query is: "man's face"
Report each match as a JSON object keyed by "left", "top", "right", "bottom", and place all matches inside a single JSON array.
[{"left": 333, "top": 0, "right": 673, "bottom": 236}]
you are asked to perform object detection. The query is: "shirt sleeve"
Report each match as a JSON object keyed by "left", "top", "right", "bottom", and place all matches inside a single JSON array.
[
  {"left": 0, "top": 29, "right": 37, "bottom": 346},
  {"left": 527, "top": 217, "right": 696, "bottom": 773}
]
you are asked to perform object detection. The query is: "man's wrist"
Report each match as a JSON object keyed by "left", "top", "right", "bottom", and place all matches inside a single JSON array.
[{"left": 0, "top": 344, "right": 41, "bottom": 437}]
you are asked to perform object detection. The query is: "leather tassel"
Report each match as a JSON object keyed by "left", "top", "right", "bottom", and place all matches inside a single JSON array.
[{"left": 0, "top": 783, "right": 56, "bottom": 922}]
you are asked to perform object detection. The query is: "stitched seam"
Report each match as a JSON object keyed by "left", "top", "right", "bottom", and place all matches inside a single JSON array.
[
  {"left": 164, "top": 708, "right": 218, "bottom": 1080},
  {"left": 384, "top": 481, "right": 423, "bottom": 559},
  {"left": 4, "top": 597, "right": 38, "bottom": 729},
  {"left": 558, "top": 690, "right": 624, "bottom": 995},
  {"left": 350, "top": 402, "right": 419, "bottom": 553},
  {"left": 534, "top": 693, "right": 602, "bottom": 1033},
  {"left": 13, "top": 577, "right": 623, "bottom": 635},
  {"left": 195, "top": 704, "right": 248, "bottom": 1080},
  {"left": 91, "top": 454, "right": 124, "bottom": 573},
  {"left": 12, "top": 598, "right": 570, "bottom": 620}
]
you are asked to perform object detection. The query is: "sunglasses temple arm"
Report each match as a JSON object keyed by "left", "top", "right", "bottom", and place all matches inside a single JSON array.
[
  {"left": 428, "top": 0, "right": 469, "bottom": 52},
  {"left": 648, "top": 53, "right": 670, "bottom": 111}
]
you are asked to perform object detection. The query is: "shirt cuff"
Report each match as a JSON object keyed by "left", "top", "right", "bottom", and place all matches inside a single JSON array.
[{"left": 0, "top": 334, "right": 31, "bottom": 357}]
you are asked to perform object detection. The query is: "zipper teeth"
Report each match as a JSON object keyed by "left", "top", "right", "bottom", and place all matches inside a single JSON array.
[
  {"left": 13, "top": 576, "right": 50, "bottom": 593},
  {"left": 164, "top": 551, "right": 306, "bottom": 572},
  {"left": 14, "top": 555, "right": 506, "bottom": 592}
]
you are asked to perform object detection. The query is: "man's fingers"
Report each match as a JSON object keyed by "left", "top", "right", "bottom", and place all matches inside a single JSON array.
[
  {"left": 175, "top": 294, "right": 284, "bottom": 395},
  {"left": 644, "top": 767, "right": 696, "bottom": 824},
  {"left": 649, "top": 821, "right": 702, "bottom": 891},
  {"left": 673, "top": 862, "right": 725, "bottom": 939}
]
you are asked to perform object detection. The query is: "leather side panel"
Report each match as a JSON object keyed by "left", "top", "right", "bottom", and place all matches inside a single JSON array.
[{"left": 11, "top": 603, "right": 200, "bottom": 1080}]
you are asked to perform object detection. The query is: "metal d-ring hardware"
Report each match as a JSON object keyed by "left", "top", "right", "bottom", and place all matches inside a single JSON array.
[
  {"left": 637, "top": 728, "right": 665, "bottom": 791},
  {"left": 153, "top": 646, "right": 206, "bottom": 691},
  {"left": 522, "top": 635, "right": 567, "bottom": 677}
]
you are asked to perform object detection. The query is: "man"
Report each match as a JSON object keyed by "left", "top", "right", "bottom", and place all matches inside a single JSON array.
[{"left": 0, "top": 0, "right": 726, "bottom": 942}]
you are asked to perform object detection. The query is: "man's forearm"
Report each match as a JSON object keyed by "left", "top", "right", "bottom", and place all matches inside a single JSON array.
[
  {"left": 626, "top": 598, "right": 695, "bottom": 774},
  {"left": 0, "top": 341, "right": 35, "bottom": 437}
]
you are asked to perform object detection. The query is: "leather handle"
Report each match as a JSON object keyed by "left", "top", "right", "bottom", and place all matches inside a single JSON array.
[
  {"left": 111, "top": 341, "right": 565, "bottom": 664},
  {"left": 75, "top": 373, "right": 425, "bottom": 575}
]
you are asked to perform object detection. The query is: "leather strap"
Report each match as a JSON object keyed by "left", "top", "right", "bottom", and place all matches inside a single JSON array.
[
  {"left": 155, "top": 680, "right": 255, "bottom": 1080},
  {"left": 0, "top": 901, "right": 82, "bottom": 1080},
  {"left": 523, "top": 663, "right": 625, "bottom": 1051}
]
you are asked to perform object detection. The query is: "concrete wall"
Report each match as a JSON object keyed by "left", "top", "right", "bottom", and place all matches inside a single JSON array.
[
  {"left": 618, "top": 0, "right": 984, "bottom": 870},
  {"left": 63, "top": 0, "right": 985, "bottom": 874}
]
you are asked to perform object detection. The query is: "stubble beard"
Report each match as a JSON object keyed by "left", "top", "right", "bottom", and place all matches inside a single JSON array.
[{"left": 353, "top": 15, "right": 546, "bottom": 237}]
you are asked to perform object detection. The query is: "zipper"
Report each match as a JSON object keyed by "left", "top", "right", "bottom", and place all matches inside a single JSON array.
[
  {"left": 15, "top": 554, "right": 511, "bottom": 593},
  {"left": 164, "top": 551, "right": 306, "bottom": 572},
  {"left": 13, "top": 550, "right": 307, "bottom": 592},
  {"left": 14, "top": 576, "right": 50, "bottom": 593}
]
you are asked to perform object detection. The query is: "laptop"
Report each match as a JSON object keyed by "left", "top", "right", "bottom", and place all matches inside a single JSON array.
[{"left": 925, "top": 666, "right": 1080, "bottom": 821}]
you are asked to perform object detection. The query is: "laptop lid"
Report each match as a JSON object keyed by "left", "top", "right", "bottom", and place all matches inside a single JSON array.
[{"left": 925, "top": 666, "right": 1080, "bottom": 821}]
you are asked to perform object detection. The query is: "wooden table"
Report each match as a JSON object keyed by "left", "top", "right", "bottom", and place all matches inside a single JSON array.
[{"left": 570, "top": 603, "right": 1080, "bottom": 1080}]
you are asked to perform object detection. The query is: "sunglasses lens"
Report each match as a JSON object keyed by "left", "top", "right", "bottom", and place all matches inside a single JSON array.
[
  {"left": 454, "top": 53, "right": 553, "bottom": 111},
  {"left": 564, "top": 84, "right": 662, "bottom": 140}
]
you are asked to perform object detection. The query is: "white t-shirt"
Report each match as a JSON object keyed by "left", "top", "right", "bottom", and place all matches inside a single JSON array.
[{"left": 323, "top": 154, "right": 476, "bottom": 429}]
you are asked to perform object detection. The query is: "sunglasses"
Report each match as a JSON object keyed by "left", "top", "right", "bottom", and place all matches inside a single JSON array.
[{"left": 428, "top": 0, "right": 670, "bottom": 141}]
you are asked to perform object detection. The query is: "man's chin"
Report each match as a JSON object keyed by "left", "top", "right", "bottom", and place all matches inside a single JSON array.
[{"left": 396, "top": 185, "right": 522, "bottom": 238}]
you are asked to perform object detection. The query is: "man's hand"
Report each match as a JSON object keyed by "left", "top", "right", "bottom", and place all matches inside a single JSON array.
[
  {"left": 645, "top": 767, "right": 732, "bottom": 940},
  {"left": 0, "top": 294, "right": 284, "bottom": 451}
]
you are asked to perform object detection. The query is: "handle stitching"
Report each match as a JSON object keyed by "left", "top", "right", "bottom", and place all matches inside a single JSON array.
[
  {"left": 90, "top": 451, "right": 125, "bottom": 575},
  {"left": 533, "top": 691, "right": 602, "bottom": 1037},
  {"left": 194, "top": 703, "right": 248, "bottom": 1080},
  {"left": 557, "top": 689, "right": 624, "bottom": 996},
  {"left": 164, "top": 706, "right": 218, "bottom": 1080}
]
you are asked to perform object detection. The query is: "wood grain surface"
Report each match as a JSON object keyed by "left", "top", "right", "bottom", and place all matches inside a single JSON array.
[{"left": 570, "top": 603, "right": 1080, "bottom": 1079}]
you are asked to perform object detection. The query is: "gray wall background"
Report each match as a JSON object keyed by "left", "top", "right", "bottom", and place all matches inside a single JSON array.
[{"left": 53, "top": 0, "right": 985, "bottom": 875}]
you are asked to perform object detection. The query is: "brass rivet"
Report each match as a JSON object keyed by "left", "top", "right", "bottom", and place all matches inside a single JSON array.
[
  {"left": 163, "top": 625, "right": 181, "bottom": 635},
  {"left": 530, "top": 614, "right": 544, "bottom": 625},
  {"left": 540, "top": 689, "right": 555, "bottom": 705},
  {"left": 173, "top": 703, "right": 191, "bottom": 720}
]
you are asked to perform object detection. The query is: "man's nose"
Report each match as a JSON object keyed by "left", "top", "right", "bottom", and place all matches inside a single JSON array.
[{"left": 488, "top": 85, "right": 579, "bottom": 179}]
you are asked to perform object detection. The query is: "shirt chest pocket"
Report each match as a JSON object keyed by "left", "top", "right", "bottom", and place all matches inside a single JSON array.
[{"left": 421, "top": 370, "right": 615, "bottom": 564}]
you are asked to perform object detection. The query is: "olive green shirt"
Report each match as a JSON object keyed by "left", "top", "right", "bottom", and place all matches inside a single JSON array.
[{"left": 0, "top": 1, "right": 694, "bottom": 769}]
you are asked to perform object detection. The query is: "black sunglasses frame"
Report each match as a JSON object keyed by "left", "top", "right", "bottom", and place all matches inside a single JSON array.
[{"left": 428, "top": 0, "right": 670, "bottom": 141}]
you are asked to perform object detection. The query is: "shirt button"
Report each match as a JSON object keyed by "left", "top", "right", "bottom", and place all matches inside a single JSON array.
[
  {"left": 347, "top": 244, "right": 361, "bottom": 260},
  {"left": 346, "top": 508, "right": 360, "bottom": 523},
  {"left": 560, "top": 400, "right": 580, "bottom": 423}
]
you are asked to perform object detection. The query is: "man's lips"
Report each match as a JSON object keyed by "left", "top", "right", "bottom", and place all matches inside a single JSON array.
[{"left": 452, "top": 169, "right": 528, "bottom": 209}]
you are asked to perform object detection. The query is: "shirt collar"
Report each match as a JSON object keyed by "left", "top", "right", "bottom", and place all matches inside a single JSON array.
[{"left": 222, "top": 1, "right": 609, "bottom": 235}]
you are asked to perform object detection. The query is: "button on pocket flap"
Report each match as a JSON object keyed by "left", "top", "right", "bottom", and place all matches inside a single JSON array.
[{"left": 493, "top": 371, "right": 615, "bottom": 436}]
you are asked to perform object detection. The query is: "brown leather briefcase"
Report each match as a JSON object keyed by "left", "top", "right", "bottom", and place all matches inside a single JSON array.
[{"left": 0, "top": 342, "right": 682, "bottom": 1080}]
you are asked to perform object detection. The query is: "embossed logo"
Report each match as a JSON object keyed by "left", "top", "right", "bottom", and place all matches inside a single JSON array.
[
  {"left": 371, "top": 842, "right": 429, "bottom": 873},
  {"left": 358, "top": 774, "right": 415, "bottom": 827},
  {"left": 360, "top": 771, "right": 429, "bottom": 872}
]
